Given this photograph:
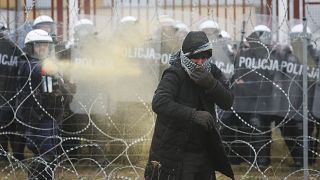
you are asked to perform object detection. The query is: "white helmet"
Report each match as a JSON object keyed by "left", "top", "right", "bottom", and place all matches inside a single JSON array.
[
  {"left": 120, "top": 16, "right": 138, "bottom": 24},
  {"left": 0, "top": 20, "right": 7, "bottom": 31},
  {"left": 199, "top": 20, "right": 220, "bottom": 31},
  {"left": 119, "top": 16, "right": 138, "bottom": 31},
  {"left": 74, "top": 19, "right": 96, "bottom": 40},
  {"left": 251, "top": 25, "right": 272, "bottom": 45},
  {"left": 24, "top": 29, "right": 53, "bottom": 59},
  {"left": 74, "top": 19, "right": 94, "bottom": 30},
  {"left": 291, "top": 24, "right": 311, "bottom": 34},
  {"left": 253, "top": 25, "right": 271, "bottom": 33},
  {"left": 158, "top": 15, "right": 176, "bottom": 38},
  {"left": 219, "top": 30, "right": 231, "bottom": 39},
  {"left": 159, "top": 15, "right": 175, "bottom": 27},
  {"left": 175, "top": 22, "right": 189, "bottom": 32},
  {"left": 290, "top": 24, "right": 312, "bottom": 41},
  {"left": 25, "top": 29, "right": 53, "bottom": 44},
  {"left": 199, "top": 20, "right": 220, "bottom": 39},
  {"left": 33, "top": 15, "right": 54, "bottom": 27},
  {"left": 174, "top": 22, "right": 189, "bottom": 39},
  {"left": 33, "top": 15, "right": 56, "bottom": 36}
]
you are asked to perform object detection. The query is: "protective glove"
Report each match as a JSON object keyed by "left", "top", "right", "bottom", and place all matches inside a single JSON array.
[
  {"left": 193, "top": 111, "right": 215, "bottom": 131},
  {"left": 190, "top": 68, "right": 217, "bottom": 89}
]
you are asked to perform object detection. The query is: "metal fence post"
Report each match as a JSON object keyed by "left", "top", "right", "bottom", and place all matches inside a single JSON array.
[{"left": 302, "top": 17, "right": 309, "bottom": 180}]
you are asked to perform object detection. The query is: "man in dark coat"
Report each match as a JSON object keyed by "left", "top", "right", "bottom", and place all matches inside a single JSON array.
[{"left": 144, "top": 31, "right": 234, "bottom": 180}]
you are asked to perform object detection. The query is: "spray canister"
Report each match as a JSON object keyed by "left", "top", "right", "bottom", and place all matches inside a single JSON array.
[{"left": 42, "top": 76, "right": 53, "bottom": 93}]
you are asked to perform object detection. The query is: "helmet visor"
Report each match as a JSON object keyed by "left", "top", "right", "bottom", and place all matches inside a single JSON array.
[
  {"left": 33, "top": 22, "right": 56, "bottom": 35},
  {"left": 256, "top": 31, "right": 272, "bottom": 45},
  {"left": 32, "top": 42, "right": 54, "bottom": 59}
]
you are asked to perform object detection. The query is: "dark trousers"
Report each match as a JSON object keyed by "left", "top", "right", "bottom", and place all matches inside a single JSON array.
[
  {"left": 274, "top": 115, "right": 317, "bottom": 166},
  {"left": 220, "top": 111, "right": 244, "bottom": 164},
  {"left": 308, "top": 115, "right": 320, "bottom": 165},
  {"left": 0, "top": 110, "right": 25, "bottom": 161},
  {"left": 26, "top": 119, "right": 59, "bottom": 180},
  {"left": 221, "top": 112, "right": 272, "bottom": 167},
  {"left": 60, "top": 112, "right": 80, "bottom": 159}
]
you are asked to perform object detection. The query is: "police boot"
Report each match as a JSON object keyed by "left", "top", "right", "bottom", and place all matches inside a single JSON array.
[
  {"left": 255, "top": 139, "right": 271, "bottom": 170},
  {"left": 249, "top": 114, "right": 271, "bottom": 169},
  {"left": 308, "top": 122, "right": 319, "bottom": 166},
  {"left": 289, "top": 140, "right": 303, "bottom": 168}
]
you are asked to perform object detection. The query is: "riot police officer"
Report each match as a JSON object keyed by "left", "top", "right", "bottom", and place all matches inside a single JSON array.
[
  {"left": 277, "top": 23, "right": 320, "bottom": 167},
  {"left": 230, "top": 25, "right": 275, "bottom": 169},
  {"left": 211, "top": 29, "right": 239, "bottom": 165},
  {"left": 174, "top": 21, "right": 189, "bottom": 42},
  {"left": 0, "top": 20, "right": 24, "bottom": 161},
  {"left": 154, "top": 16, "right": 181, "bottom": 77},
  {"left": 33, "top": 15, "right": 57, "bottom": 42},
  {"left": 17, "top": 29, "right": 67, "bottom": 179},
  {"left": 73, "top": 18, "right": 96, "bottom": 45},
  {"left": 199, "top": 19, "right": 221, "bottom": 41}
]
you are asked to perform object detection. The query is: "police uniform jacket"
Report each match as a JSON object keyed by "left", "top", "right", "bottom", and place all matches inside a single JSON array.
[
  {"left": 145, "top": 58, "right": 234, "bottom": 179},
  {"left": 17, "top": 55, "right": 65, "bottom": 125},
  {"left": 0, "top": 32, "right": 21, "bottom": 111}
]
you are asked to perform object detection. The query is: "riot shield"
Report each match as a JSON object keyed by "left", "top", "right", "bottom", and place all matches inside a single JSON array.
[
  {"left": 232, "top": 36, "right": 274, "bottom": 114},
  {"left": 151, "top": 19, "right": 184, "bottom": 78},
  {"left": 312, "top": 69, "right": 320, "bottom": 118},
  {"left": 211, "top": 38, "right": 235, "bottom": 80},
  {"left": 280, "top": 38, "right": 319, "bottom": 121}
]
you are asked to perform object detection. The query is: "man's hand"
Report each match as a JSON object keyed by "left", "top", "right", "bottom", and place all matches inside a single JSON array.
[
  {"left": 190, "top": 68, "right": 217, "bottom": 89},
  {"left": 193, "top": 111, "right": 215, "bottom": 131}
]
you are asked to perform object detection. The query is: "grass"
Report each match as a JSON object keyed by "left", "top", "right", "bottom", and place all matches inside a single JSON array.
[{"left": 0, "top": 127, "right": 318, "bottom": 179}]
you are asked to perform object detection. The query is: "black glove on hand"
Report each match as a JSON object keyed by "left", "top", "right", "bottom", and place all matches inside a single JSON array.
[
  {"left": 193, "top": 111, "right": 215, "bottom": 131},
  {"left": 190, "top": 68, "right": 217, "bottom": 89}
]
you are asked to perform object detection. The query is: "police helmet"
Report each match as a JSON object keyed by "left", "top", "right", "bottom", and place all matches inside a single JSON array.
[
  {"left": 33, "top": 15, "right": 56, "bottom": 35},
  {"left": 74, "top": 19, "right": 96, "bottom": 40},
  {"left": 158, "top": 15, "right": 176, "bottom": 38},
  {"left": 198, "top": 20, "right": 220, "bottom": 38},
  {"left": 24, "top": 29, "right": 53, "bottom": 59},
  {"left": 120, "top": 16, "right": 138, "bottom": 24},
  {"left": 251, "top": 25, "right": 272, "bottom": 45},
  {"left": 219, "top": 30, "right": 231, "bottom": 40},
  {"left": 290, "top": 24, "right": 312, "bottom": 40},
  {"left": 253, "top": 25, "right": 271, "bottom": 32},
  {"left": 174, "top": 22, "right": 189, "bottom": 39},
  {"left": 159, "top": 15, "right": 175, "bottom": 27},
  {"left": 0, "top": 20, "right": 7, "bottom": 31},
  {"left": 175, "top": 22, "right": 189, "bottom": 32},
  {"left": 119, "top": 16, "right": 138, "bottom": 31}
]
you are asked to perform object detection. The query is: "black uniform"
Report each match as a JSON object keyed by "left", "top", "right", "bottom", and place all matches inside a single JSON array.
[
  {"left": 309, "top": 45, "right": 320, "bottom": 165},
  {"left": 17, "top": 54, "right": 67, "bottom": 179},
  {"left": 211, "top": 38, "right": 240, "bottom": 164},
  {"left": 274, "top": 40, "right": 320, "bottom": 167},
  {"left": 153, "top": 24, "right": 182, "bottom": 78},
  {"left": 0, "top": 31, "right": 24, "bottom": 161},
  {"left": 229, "top": 31, "right": 275, "bottom": 168}
]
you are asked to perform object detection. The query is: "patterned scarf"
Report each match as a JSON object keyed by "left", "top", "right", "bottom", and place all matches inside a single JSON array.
[
  {"left": 180, "top": 52, "right": 212, "bottom": 75},
  {"left": 180, "top": 42, "right": 213, "bottom": 75}
]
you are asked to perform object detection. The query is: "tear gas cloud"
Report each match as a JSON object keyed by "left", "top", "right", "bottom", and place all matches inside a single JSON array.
[{"left": 43, "top": 20, "right": 159, "bottom": 139}]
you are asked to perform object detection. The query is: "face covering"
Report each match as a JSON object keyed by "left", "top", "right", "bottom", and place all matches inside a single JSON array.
[{"left": 180, "top": 42, "right": 213, "bottom": 75}]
